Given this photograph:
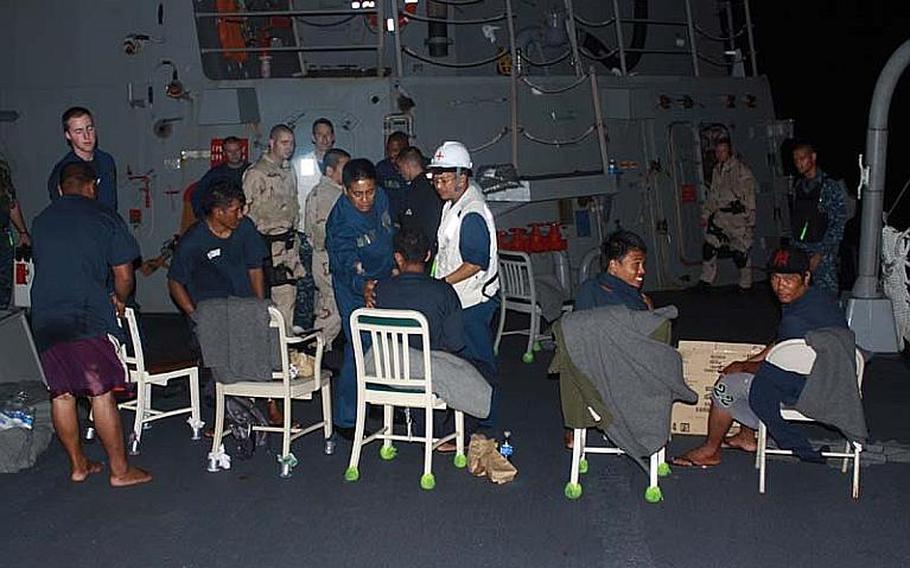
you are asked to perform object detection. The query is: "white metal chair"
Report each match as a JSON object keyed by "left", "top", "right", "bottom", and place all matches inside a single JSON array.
[
  {"left": 564, "top": 407, "right": 670, "bottom": 503},
  {"left": 207, "top": 306, "right": 333, "bottom": 478},
  {"left": 87, "top": 307, "right": 204, "bottom": 454},
  {"left": 495, "top": 250, "right": 549, "bottom": 363},
  {"left": 757, "top": 339, "right": 866, "bottom": 499},
  {"left": 344, "top": 308, "right": 465, "bottom": 490}
]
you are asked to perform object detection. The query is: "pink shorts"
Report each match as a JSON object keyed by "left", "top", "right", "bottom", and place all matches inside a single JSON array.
[{"left": 40, "top": 335, "right": 127, "bottom": 399}]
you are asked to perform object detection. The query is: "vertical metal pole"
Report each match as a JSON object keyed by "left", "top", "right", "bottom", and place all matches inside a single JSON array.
[
  {"left": 505, "top": 0, "right": 519, "bottom": 167},
  {"left": 589, "top": 67, "right": 609, "bottom": 175},
  {"left": 611, "top": 0, "right": 627, "bottom": 76},
  {"left": 563, "top": 0, "right": 583, "bottom": 78},
  {"left": 743, "top": 0, "right": 758, "bottom": 76},
  {"left": 390, "top": 0, "right": 403, "bottom": 77},
  {"left": 288, "top": 0, "right": 308, "bottom": 77},
  {"left": 684, "top": 0, "right": 700, "bottom": 77},
  {"left": 724, "top": 0, "right": 736, "bottom": 54},
  {"left": 376, "top": 0, "right": 386, "bottom": 76}
]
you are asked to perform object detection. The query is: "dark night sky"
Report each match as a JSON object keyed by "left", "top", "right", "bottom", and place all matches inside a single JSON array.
[{"left": 752, "top": 1, "right": 910, "bottom": 227}]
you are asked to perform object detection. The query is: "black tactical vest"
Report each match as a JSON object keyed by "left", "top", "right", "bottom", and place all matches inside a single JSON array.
[{"left": 791, "top": 176, "right": 828, "bottom": 244}]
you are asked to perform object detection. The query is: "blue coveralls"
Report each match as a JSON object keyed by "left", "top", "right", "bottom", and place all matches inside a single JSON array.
[{"left": 326, "top": 188, "right": 395, "bottom": 428}]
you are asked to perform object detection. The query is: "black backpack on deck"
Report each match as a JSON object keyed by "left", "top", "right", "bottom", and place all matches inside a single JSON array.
[{"left": 224, "top": 396, "right": 269, "bottom": 459}]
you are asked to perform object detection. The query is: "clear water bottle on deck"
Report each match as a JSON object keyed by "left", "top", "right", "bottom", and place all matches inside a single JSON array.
[{"left": 499, "top": 430, "right": 513, "bottom": 459}]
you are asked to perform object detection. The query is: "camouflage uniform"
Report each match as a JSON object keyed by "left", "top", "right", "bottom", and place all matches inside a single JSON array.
[
  {"left": 303, "top": 176, "right": 344, "bottom": 347},
  {"left": 700, "top": 156, "right": 757, "bottom": 289},
  {"left": 0, "top": 158, "right": 14, "bottom": 309},
  {"left": 243, "top": 154, "right": 305, "bottom": 330},
  {"left": 293, "top": 150, "right": 323, "bottom": 331},
  {"left": 791, "top": 169, "right": 847, "bottom": 295}
]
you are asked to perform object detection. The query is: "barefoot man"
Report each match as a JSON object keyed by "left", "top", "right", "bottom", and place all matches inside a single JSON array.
[
  {"left": 672, "top": 246, "right": 847, "bottom": 467},
  {"left": 30, "top": 162, "right": 151, "bottom": 486}
]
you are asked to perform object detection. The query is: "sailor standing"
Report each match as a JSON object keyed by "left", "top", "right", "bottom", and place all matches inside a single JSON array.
[
  {"left": 242, "top": 124, "right": 305, "bottom": 331},
  {"left": 429, "top": 141, "right": 501, "bottom": 427}
]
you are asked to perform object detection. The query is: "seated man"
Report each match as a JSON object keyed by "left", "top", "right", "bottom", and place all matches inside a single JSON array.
[
  {"left": 575, "top": 230, "right": 653, "bottom": 311},
  {"left": 167, "top": 179, "right": 267, "bottom": 311},
  {"left": 673, "top": 246, "right": 848, "bottom": 467},
  {"left": 372, "top": 229, "right": 477, "bottom": 446},
  {"left": 568, "top": 230, "right": 656, "bottom": 448},
  {"left": 167, "top": 179, "right": 292, "bottom": 424},
  {"left": 30, "top": 162, "right": 151, "bottom": 487},
  {"left": 373, "top": 228, "right": 465, "bottom": 354}
]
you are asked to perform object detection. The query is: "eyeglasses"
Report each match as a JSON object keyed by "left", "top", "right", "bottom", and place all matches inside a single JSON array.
[{"left": 432, "top": 174, "right": 457, "bottom": 187}]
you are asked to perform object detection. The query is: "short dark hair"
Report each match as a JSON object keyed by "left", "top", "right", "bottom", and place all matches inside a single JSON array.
[
  {"left": 397, "top": 146, "right": 425, "bottom": 168},
  {"left": 59, "top": 162, "right": 97, "bottom": 194},
  {"left": 202, "top": 179, "right": 245, "bottom": 216},
  {"left": 387, "top": 131, "right": 409, "bottom": 145},
  {"left": 62, "top": 106, "right": 92, "bottom": 131},
  {"left": 222, "top": 136, "right": 242, "bottom": 147},
  {"left": 715, "top": 138, "right": 732, "bottom": 148},
  {"left": 323, "top": 148, "right": 351, "bottom": 172},
  {"left": 792, "top": 141, "right": 816, "bottom": 154},
  {"left": 342, "top": 158, "right": 377, "bottom": 188},
  {"left": 602, "top": 230, "right": 647, "bottom": 264},
  {"left": 394, "top": 228, "right": 430, "bottom": 263},
  {"left": 269, "top": 124, "right": 293, "bottom": 140},
  {"left": 312, "top": 118, "right": 334, "bottom": 134}
]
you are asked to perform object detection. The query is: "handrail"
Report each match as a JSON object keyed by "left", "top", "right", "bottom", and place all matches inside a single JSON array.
[
  {"left": 402, "top": 10, "right": 511, "bottom": 25},
  {"left": 401, "top": 46, "right": 504, "bottom": 68},
  {"left": 468, "top": 127, "right": 510, "bottom": 153},
  {"left": 572, "top": 14, "right": 615, "bottom": 28},
  {"left": 195, "top": 9, "right": 376, "bottom": 18},
  {"left": 200, "top": 45, "right": 379, "bottom": 54},
  {"left": 695, "top": 23, "right": 747, "bottom": 42},
  {"left": 518, "top": 49, "right": 572, "bottom": 67},
  {"left": 520, "top": 74, "right": 589, "bottom": 95},
  {"left": 519, "top": 124, "right": 599, "bottom": 146}
]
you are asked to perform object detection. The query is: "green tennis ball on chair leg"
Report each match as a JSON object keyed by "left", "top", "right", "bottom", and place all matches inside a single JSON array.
[
  {"left": 644, "top": 486, "right": 663, "bottom": 503},
  {"left": 522, "top": 352, "right": 534, "bottom": 364}
]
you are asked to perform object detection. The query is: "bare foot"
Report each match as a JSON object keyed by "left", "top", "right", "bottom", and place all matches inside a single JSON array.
[
  {"left": 671, "top": 445, "right": 722, "bottom": 468},
  {"left": 71, "top": 459, "right": 104, "bottom": 482},
  {"left": 564, "top": 429, "right": 574, "bottom": 450},
  {"left": 435, "top": 441, "right": 458, "bottom": 453},
  {"left": 110, "top": 466, "right": 153, "bottom": 487},
  {"left": 723, "top": 430, "right": 757, "bottom": 453}
]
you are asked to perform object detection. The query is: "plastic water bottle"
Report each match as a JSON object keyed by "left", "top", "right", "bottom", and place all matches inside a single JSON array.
[
  {"left": 0, "top": 391, "right": 35, "bottom": 430},
  {"left": 499, "top": 430, "right": 513, "bottom": 459}
]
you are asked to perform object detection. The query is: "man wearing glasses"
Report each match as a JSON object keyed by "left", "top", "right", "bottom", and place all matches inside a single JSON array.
[
  {"left": 47, "top": 107, "right": 118, "bottom": 212},
  {"left": 429, "top": 141, "right": 501, "bottom": 429}
]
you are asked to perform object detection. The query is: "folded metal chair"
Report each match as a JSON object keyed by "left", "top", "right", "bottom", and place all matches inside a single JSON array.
[
  {"left": 87, "top": 307, "right": 203, "bottom": 455},
  {"left": 757, "top": 339, "right": 866, "bottom": 499},
  {"left": 207, "top": 306, "right": 333, "bottom": 478},
  {"left": 344, "top": 308, "right": 465, "bottom": 490}
]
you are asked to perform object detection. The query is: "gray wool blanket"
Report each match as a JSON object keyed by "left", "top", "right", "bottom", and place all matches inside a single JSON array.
[
  {"left": 560, "top": 305, "right": 697, "bottom": 469},
  {"left": 797, "top": 327, "right": 868, "bottom": 443},
  {"left": 364, "top": 347, "right": 491, "bottom": 419},
  {"left": 194, "top": 297, "right": 281, "bottom": 384}
]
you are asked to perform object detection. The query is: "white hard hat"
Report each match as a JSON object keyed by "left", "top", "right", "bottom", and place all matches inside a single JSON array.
[{"left": 429, "top": 141, "right": 473, "bottom": 170}]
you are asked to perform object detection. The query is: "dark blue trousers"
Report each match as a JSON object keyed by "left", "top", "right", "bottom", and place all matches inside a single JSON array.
[
  {"left": 749, "top": 362, "right": 819, "bottom": 460},
  {"left": 462, "top": 297, "right": 500, "bottom": 430}
]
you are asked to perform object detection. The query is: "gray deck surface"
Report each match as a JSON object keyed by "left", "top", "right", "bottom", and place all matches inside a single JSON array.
[{"left": 2, "top": 285, "right": 908, "bottom": 568}]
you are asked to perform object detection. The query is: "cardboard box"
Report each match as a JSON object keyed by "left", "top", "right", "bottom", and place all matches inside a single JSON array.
[{"left": 671, "top": 341, "right": 766, "bottom": 436}]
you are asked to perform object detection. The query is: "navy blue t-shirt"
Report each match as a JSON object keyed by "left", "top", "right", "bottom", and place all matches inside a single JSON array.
[
  {"left": 375, "top": 272, "right": 465, "bottom": 354},
  {"left": 48, "top": 150, "right": 118, "bottom": 211},
  {"left": 575, "top": 272, "right": 649, "bottom": 311},
  {"left": 30, "top": 195, "right": 139, "bottom": 351},
  {"left": 777, "top": 286, "right": 847, "bottom": 340},
  {"left": 458, "top": 213, "right": 490, "bottom": 270},
  {"left": 168, "top": 217, "right": 268, "bottom": 304},
  {"left": 192, "top": 163, "right": 249, "bottom": 218},
  {"left": 377, "top": 158, "right": 407, "bottom": 221},
  {"left": 399, "top": 175, "right": 444, "bottom": 251}
]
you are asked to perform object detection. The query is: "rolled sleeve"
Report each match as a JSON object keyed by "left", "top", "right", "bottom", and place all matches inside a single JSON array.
[{"left": 458, "top": 213, "right": 490, "bottom": 269}]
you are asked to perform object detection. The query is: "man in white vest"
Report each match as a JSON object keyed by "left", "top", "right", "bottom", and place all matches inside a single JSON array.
[{"left": 430, "top": 141, "right": 501, "bottom": 429}]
